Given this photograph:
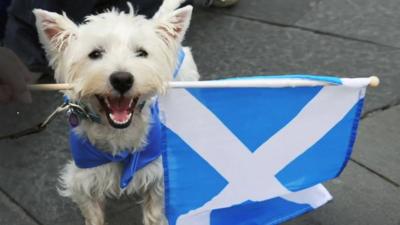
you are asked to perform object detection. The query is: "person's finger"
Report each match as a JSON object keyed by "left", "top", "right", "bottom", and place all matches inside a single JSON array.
[
  {"left": 0, "top": 47, "right": 32, "bottom": 103},
  {"left": 0, "top": 85, "right": 13, "bottom": 103},
  {"left": 0, "top": 48, "right": 31, "bottom": 90},
  {"left": 14, "top": 90, "right": 32, "bottom": 103},
  {"left": 24, "top": 72, "right": 33, "bottom": 83}
]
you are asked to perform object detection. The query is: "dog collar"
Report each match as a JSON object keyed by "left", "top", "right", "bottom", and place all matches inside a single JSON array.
[
  {"left": 69, "top": 102, "right": 162, "bottom": 189},
  {"left": 63, "top": 96, "right": 101, "bottom": 126}
]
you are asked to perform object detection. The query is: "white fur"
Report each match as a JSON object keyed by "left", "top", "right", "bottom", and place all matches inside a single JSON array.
[{"left": 33, "top": 1, "right": 199, "bottom": 225}]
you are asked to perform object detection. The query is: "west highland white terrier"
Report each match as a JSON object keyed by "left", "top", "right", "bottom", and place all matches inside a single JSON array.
[{"left": 33, "top": 0, "right": 199, "bottom": 224}]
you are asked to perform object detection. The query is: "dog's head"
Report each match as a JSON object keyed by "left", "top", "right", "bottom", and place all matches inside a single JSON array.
[{"left": 33, "top": 3, "right": 192, "bottom": 130}]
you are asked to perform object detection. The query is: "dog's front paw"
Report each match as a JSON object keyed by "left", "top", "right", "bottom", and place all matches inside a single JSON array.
[
  {"left": 143, "top": 216, "right": 168, "bottom": 225},
  {"left": 159, "top": 216, "right": 168, "bottom": 225},
  {"left": 159, "top": 217, "right": 168, "bottom": 225},
  {"left": 85, "top": 218, "right": 105, "bottom": 225}
]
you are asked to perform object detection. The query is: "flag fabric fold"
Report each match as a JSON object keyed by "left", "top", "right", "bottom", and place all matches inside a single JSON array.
[{"left": 158, "top": 75, "right": 367, "bottom": 225}]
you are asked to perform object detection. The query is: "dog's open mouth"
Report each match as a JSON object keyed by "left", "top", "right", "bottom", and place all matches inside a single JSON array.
[{"left": 96, "top": 95, "right": 139, "bottom": 129}]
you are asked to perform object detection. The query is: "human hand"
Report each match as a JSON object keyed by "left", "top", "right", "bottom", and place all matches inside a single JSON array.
[{"left": 0, "top": 47, "right": 32, "bottom": 103}]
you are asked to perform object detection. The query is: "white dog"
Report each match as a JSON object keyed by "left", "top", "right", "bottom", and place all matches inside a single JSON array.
[{"left": 33, "top": 0, "right": 199, "bottom": 224}]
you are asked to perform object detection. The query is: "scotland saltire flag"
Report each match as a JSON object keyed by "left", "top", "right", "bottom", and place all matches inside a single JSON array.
[{"left": 158, "top": 75, "right": 370, "bottom": 225}]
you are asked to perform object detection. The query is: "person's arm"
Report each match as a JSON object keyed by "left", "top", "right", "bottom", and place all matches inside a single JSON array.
[{"left": 0, "top": 47, "right": 32, "bottom": 103}]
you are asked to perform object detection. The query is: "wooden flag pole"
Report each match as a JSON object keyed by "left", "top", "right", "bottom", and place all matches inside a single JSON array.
[
  {"left": 28, "top": 83, "right": 73, "bottom": 91},
  {"left": 369, "top": 76, "right": 380, "bottom": 87},
  {"left": 28, "top": 76, "right": 380, "bottom": 91}
]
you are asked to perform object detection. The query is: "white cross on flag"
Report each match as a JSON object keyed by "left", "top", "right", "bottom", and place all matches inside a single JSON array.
[{"left": 158, "top": 75, "right": 370, "bottom": 225}]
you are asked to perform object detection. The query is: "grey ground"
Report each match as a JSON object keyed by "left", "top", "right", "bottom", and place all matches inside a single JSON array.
[{"left": 0, "top": 0, "right": 399, "bottom": 224}]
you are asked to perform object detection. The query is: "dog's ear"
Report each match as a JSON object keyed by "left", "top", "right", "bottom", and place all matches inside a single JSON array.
[
  {"left": 153, "top": 0, "right": 187, "bottom": 19},
  {"left": 33, "top": 9, "right": 77, "bottom": 59},
  {"left": 155, "top": 5, "right": 193, "bottom": 44}
]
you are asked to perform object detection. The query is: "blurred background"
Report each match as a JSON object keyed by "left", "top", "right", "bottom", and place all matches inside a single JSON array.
[{"left": 0, "top": 0, "right": 399, "bottom": 224}]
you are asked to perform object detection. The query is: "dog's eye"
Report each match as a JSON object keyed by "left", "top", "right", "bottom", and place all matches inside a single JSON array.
[
  {"left": 136, "top": 49, "right": 148, "bottom": 58},
  {"left": 88, "top": 49, "right": 104, "bottom": 60}
]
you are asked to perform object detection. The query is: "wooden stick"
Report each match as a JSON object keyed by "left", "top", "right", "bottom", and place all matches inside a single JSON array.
[
  {"left": 369, "top": 76, "right": 380, "bottom": 87},
  {"left": 28, "top": 83, "right": 73, "bottom": 91},
  {"left": 28, "top": 76, "right": 380, "bottom": 91}
]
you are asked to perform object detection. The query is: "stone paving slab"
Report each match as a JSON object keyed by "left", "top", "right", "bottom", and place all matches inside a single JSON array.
[
  {"left": 185, "top": 10, "right": 400, "bottom": 113},
  {"left": 106, "top": 199, "right": 142, "bottom": 225},
  {"left": 297, "top": 0, "right": 400, "bottom": 48},
  {"left": 0, "top": 190, "right": 38, "bottom": 225},
  {"left": 284, "top": 161, "right": 400, "bottom": 225},
  {"left": 352, "top": 105, "right": 400, "bottom": 185},
  {"left": 213, "top": 0, "right": 320, "bottom": 25}
]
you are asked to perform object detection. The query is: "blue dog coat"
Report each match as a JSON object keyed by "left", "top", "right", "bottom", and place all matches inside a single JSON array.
[{"left": 69, "top": 104, "right": 163, "bottom": 188}]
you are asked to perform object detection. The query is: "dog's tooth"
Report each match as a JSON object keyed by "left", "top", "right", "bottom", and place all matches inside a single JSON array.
[
  {"left": 126, "top": 113, "right": 132, "bottom": 123},
  {"left": 105, "top": 98, "right": 111, "bottom": 108},
  {"left": 128, "top": 98, "right": 133, "bottom": 107},
  {"left": 109, "top": 112, "right": 132, "bottom": 125},
  {"left": 120, "top": 113, "right": 131, "bottom": 124},
  {"left": 123, "top": 113, "right": 132, "bottom": 124}
]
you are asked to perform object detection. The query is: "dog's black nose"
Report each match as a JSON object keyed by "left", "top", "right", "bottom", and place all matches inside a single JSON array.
[{"left": 109, "top": 72, "right": 134, "bottom": 94}]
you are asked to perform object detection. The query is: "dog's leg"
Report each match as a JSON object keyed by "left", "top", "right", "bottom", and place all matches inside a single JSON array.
[
  {"left": 142, "top": 178, "right": 168, "bottom": 225},
  {"left": 133, "top": 159, "right": 167, "bottom": 225},
  {"left": 59, "top": 162, "right": 108, "bottom": 225},
  {"left": 76, "top": 197, "right": 106, "bottom": 225}
]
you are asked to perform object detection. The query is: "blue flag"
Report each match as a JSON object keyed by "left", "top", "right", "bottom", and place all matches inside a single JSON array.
[{"left": 159, "top": 75, "right": 368, "bottom": 225}]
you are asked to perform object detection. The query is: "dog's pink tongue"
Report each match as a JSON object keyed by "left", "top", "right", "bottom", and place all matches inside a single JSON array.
[{"left": 108, "top": 97, "right": 132, "bottom": 122}]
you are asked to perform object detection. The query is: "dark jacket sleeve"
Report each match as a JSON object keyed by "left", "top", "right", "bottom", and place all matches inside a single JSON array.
[
  {"left": 0, "top": 0, "right": 12, "bottom": 41},
  {"left": 3, "top": 0, "right": 168, "bottom": 74}
]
